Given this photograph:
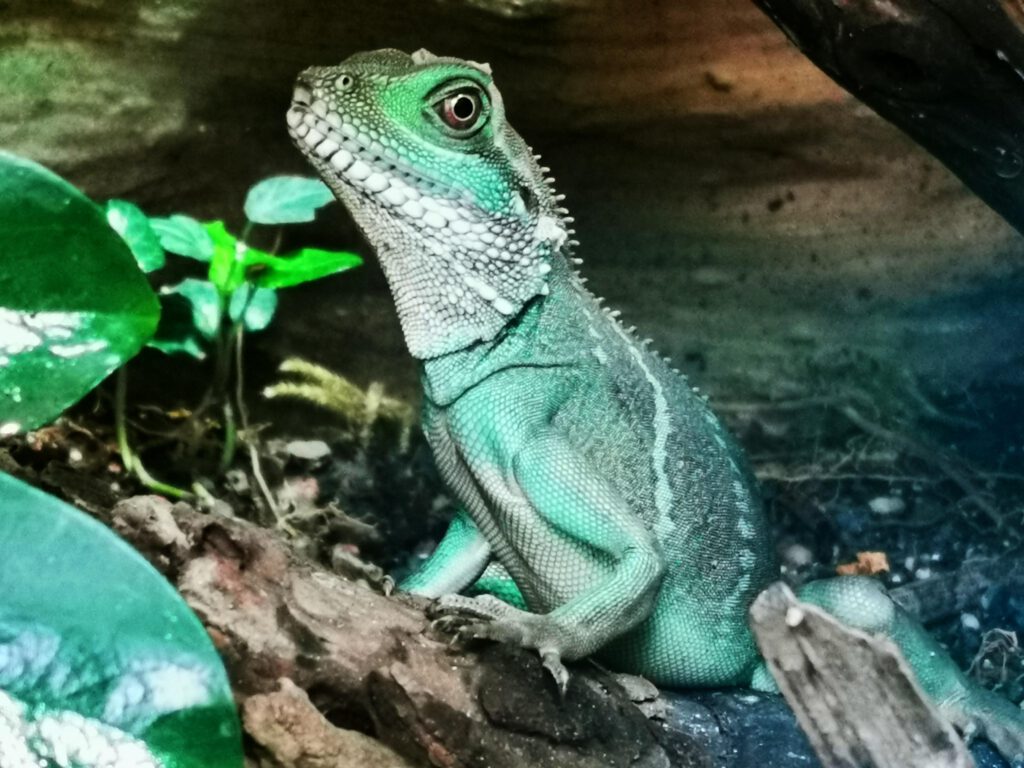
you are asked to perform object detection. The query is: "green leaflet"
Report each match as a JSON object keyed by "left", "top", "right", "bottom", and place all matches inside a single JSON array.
[
  {"left": 228, "top": 283, "right": 278, "bottom": 332},
  {"left": 150, "top": 215, "right": 214, "bottom": 262},
  {"left": 205, "top": 220, "right": 254, "bottom": 294},
  {"left": 207, "top": 218, "right": 362, "bottom": 291},
  {"left": 149, "top": 279, "right": 222, "bottom": 359},
  {"left": 0, "top": 473, "right": 243, "bottom": 768},
  {"left": 0, "top": 152, "right": 160, "bottom": 432},
  {"left": 246, "top": 247, "right": 363, "bottom": 289},
  {"left": 243, "top": 175, "right": 334, "bottom": 224},
  {"left": 106, "top": 200, "right": 166, "bottom": 273},
  {"left": 161, "top": 279, "right": 222, "bottom": 340}
]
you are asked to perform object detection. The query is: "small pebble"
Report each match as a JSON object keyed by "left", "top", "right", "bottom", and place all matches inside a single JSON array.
[
  {"left": 782, "top": 543, "right": 814, "bottom": 569},
  {"left": 868, "top": 496, "right": 905, "bottom": 515},
  {"left": 285, "top": 439, "right": 332, "bottom": 461}
]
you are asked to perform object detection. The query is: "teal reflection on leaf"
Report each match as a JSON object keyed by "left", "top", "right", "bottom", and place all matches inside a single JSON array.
[{"left": 0, "top": 473, "right": 242, "bottom": 768}]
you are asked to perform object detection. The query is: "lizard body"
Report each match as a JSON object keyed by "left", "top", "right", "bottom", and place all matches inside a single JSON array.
[{"left": 289, "top": 49, "right": 1024, "bottom": 763}]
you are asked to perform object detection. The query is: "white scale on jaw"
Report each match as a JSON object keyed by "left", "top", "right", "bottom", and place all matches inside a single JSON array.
[{"left": 291, "top": 105, "right": 554, "bottom": 318}]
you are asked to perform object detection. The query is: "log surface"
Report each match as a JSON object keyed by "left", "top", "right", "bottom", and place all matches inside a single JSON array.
[
  {"left": 107, "top": 495, "right": 677, "bottom": 768},
  {"left": 750, "top": 581, "right": 972, "bottom": 768}
]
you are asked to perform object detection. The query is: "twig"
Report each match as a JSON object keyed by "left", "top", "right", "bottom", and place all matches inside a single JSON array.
[
  {"left": 232, "top": 326, "right": 286, "bottom": 529},
  {"left": 840, "top": 405, "right": 1005, "bottom": 529}
]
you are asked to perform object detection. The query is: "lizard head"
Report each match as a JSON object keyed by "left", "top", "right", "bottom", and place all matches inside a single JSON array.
[{"left": 288, "top": 49, "right": 569, "bottom": 359}]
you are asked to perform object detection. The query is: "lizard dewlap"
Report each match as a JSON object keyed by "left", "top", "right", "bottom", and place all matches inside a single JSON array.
[{"left": 289, "top": 49, "right": 1024, "bottom": 763}]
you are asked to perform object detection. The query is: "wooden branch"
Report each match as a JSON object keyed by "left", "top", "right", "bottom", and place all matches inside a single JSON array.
[
  {"left": 890, "top": 555, "right": 1024, "bottom": 624},
  {"left": 105, "top": 496, "right": 675, "bottom": 768},
  {"left": 752, "top": 0, "right": 1024, "bottom": 235},
  {"left": 750, "top": 581, "right": 972, "bottom": 768}
]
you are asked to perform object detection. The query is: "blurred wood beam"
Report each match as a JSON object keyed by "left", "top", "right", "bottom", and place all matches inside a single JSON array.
[{"left": 753, "top": 0, "right": 1024, "bottom": 236}]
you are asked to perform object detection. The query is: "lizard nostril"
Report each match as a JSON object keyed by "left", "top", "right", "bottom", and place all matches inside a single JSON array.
[{"left": 293, "top": 77, "right": 314, "bottom": 105}]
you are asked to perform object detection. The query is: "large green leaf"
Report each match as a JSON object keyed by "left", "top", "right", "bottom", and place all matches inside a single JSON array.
[
  {"left": 0, "top": 473, "right": 243, "bottom": 768},
  {"left": 0, "top": 152, "right": 160, "bottom": 432},
  {"left": 246, "top": 247, "right": 363, "bottom": 289},
  {"left": 243, "top": 176, "right": 334, "bottom": 225}
]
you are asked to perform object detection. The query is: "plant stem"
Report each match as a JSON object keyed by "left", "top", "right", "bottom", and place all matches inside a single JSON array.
[
  {"left": 219, "top": 399, "right": 237, "bottom": 473},
  {"left": 231, "top": 323, "right": 282, "bottom": 522},
  {"left": 132, "top": 460, "right": 193, "bottom": 500},
  {"left": 115, "top": 368, "right": 134, "bottom": 473},
  {"left": 114, "top": 369, "right": 193, "bottom": 500}
]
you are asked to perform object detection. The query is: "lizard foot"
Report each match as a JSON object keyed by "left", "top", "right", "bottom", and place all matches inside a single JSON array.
[{"left": 429, "top": 594, "right": 572, "bottom": 695}]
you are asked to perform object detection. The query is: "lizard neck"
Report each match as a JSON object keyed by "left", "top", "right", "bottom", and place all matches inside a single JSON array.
[
  {"left": 353, "top": 200, "right": 570, "bottom": 361},
  {"left": 420, "top": 251, "right": 585, "bottom": 407}
]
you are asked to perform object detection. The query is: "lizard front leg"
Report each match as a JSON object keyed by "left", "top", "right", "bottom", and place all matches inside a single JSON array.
[
  {"left": 401, "top": 508, "right": 491, "bottom": 598},
  {"left": 438, "top": 426, "right": 667, "bottom": 690}
]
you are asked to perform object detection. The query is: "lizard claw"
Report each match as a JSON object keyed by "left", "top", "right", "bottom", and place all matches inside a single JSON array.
[
  {"left": 541, "top": 649, "right": 570, "bottom": 697},
  {"left": 430, "top": 613, "right": 474, "bottom": 641},
  {"left": 429, "top": 610, "right": 499, "bottom": 653},
  {"left": 960, "top": 719, "right": 978, "bottom": 747},
  {"left": 427, "top": 594, "right": 574, "bottom": 695}
]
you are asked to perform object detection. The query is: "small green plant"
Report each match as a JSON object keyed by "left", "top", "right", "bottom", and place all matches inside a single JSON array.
[
  {"left": 0, "top": 473, "right": 243, "bottom": 767},
  {"left": 0, "top": 152, "right": 361, "bottom": 497},
  {"left": 110, "top": 177, "right": 360, "bottom": 497}
]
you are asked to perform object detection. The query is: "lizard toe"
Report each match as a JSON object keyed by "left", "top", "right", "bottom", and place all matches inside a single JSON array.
[
  {"left": 431, "top": 594, "right": 507, "bottom": 622},
  {"left": 959, "top": 719, "right": 978, "bottom": 747},
  {"left": 541, "top": 649, "right": 570, "bottom": 697},
  {"left": 430, "top": 613, "right": 476, "bottom": 640}
]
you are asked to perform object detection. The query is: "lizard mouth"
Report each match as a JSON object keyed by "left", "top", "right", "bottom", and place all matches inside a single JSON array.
[{"left": 287, "top": 90, "right": 463, "bottom": 226}]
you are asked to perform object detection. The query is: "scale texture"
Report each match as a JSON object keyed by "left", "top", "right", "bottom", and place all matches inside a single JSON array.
[{"left": 288, "top": 49, "right": 1024, "bottom": 763}]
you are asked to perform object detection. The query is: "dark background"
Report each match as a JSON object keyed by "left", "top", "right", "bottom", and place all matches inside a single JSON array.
[{"left": 3, "top": 0, "right": 1022, "bottom": 420}]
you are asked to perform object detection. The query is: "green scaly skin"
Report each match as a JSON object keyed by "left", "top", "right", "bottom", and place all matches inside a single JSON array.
[{"left": 288, "top": 49, "right": 1024, "bottom": 763}]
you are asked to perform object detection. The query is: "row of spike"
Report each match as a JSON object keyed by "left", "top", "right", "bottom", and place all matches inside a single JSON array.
[
  {"left": 530, "top": 148, "right": 697, "bottom": 390},
  {"left": 532, "top": 148, "right": 582, "bottom": 263}
]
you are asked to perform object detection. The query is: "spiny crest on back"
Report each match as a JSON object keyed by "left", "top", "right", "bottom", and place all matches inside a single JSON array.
[{"left": 288, "top": 49, "right": 573, "bottom": 359}]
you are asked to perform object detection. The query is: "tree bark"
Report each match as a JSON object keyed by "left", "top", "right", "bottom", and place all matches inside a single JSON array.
[{"left": 106, "top": 495, "right": 676, "bottom": 768}]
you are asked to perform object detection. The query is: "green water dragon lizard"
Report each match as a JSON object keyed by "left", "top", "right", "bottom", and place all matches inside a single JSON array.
[{"left": 287, "top": 48, "right": 1024, "bottom": 763}]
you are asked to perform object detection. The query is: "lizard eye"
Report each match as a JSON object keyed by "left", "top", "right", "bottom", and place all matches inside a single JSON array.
[{"left": 434, "top": 88, "right": 486, "bottom": 134}]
